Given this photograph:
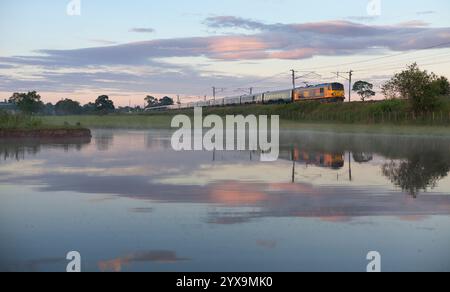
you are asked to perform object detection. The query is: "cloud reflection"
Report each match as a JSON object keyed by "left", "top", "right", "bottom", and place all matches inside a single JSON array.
[
  {"left": 98, "top": 250, "right": 189, "bottom": 272},
  {"left": 1, "top": 130, "right": 450, "bottom": 226}
]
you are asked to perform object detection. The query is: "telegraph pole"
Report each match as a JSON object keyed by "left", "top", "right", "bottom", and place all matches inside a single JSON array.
[
  {"left": 291, "top": 69, "right": 296, "bottom": 89},
  {"left": 333, "top": 70, "right": 354, "bottom": 102},
  {"left": 348, "top": 70, "right": 353, "bottom": 103},
  {"left": 212, "top": 87, "right": 225, "bottom": 100}
]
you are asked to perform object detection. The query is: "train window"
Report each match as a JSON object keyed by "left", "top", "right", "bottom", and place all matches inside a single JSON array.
[
  {"left": 332, "top": 83, "right": 344, "bottom": 90},
  {"left": 320, "top": 88, "right": 324, "bottom": 94}
]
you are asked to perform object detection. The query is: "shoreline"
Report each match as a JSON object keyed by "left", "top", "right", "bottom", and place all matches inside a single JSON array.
[
  {"left": 39, "top": 115, "right": 450, "bottom": 136},
  {"left": 0, "top": 128, "right": 92, "bottom": 139}
]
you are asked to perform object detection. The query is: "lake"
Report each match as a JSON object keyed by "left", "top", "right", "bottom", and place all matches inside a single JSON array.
[{"left": 1, "top": 129, "right": 450, "bottom": 272}]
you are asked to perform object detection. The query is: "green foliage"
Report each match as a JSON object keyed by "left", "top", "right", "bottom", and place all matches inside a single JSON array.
[
  {"left": 145, "top": 95, "right": 174, "bottom": 108},
  {"left": 382, "top": 63, "right": 447, "bottom": 113},
  {"left": 159, "top": 96, "right": 174, "bottom": 106},
  {"left": 42, "top": 103, "right": 55, "bottom": 115},
  {"left": 145, "top": 96, "right": 159, "bottom": 108},
  {"left": 55, "top": 98, "right": 82, "bottom": 115},
  {"left": 94, "top": 95, "right": 115, "bottom": 114},
  {"left": 0, "top": 110, "right": 43, "bottom": 129},
  {"left": 82, "top": 102, "right": 96, "bottom": 114},
  {"left": 8, "top": 91, "right": 44, "bottom": 114},
  {"left": 370, "top": 99, "right": 407, "bottom": 114},
  {"left": 353, "top": 81, "right": 376, "bottom": 101},
  {"left": 431, "top": 76, "right": 450, "bottom": 96}
]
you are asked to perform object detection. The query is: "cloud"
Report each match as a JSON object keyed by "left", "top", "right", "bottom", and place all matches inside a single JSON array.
[
  {"left": 346, "top": 16, "right": 379, "bottom": 22},
  {"left": 88, "top": 39, "right": 118, "bottom": 45},
  {"left": 129, "top": 27, "right": 155, "bottom": 33},
  {"left": 396, "top": 20, "right": 430, "bottom": 27},
  {"left": 417, "top": 10, "right": 436, "bottom": 15},
  {"left": 1, "top": 18, "right": 449, "bottom": 69},
  {"left": 1, "top": 17, "right": 450, "bottom": 98},
  {"left": 204, "top": 16, "right": 269, "bottom": 30},
  {"left": 0, "top": 63, "right": 15, "bottom": 69}
]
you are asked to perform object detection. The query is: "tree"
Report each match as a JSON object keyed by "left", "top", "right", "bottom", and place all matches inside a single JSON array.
[
  {"left": 55, "top": 99, "right": 82, "bottom": 115},
  {"left": 431, "top": 76, "right": 450, "bottom": 96},
  {"left": 145, "top": 95, "right": 158, "bottom": 108},
  {"left": 381, "top": 63, "right": 442, "bottom": 112},
  {"left": 8, "top": 91, "right": 44, "bottom": 114},
  {"left": 159, "top": 96, "right": 174, "bottom": 106},
  {"left": 82, "top": 102, "right": 96, "bottom": 114},
  {"left": 94, "top": 95, "right": 115, "bottom": 113},
  {"left": 42, "top": 103, "right": 55, "bottom": 115},
  {"left": 353, "top": 81, "right": 376, "bottom": 101}
]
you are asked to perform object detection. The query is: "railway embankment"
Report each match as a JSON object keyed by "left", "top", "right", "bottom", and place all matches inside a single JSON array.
[{"left": 152, "top": 98, "right": 450, "bottom": 126}]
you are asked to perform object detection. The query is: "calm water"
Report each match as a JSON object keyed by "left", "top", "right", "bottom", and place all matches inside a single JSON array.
[{"left": 1, "top": 129, "right": 450, "bottom": 272}]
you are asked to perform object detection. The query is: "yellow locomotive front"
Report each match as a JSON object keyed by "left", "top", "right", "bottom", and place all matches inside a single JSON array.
[
  {"left": 329, "top": 83, "right": 345, "bottom": 101},
  {"left": 293, "top": 83, "right": 345, "bottom": 102}
]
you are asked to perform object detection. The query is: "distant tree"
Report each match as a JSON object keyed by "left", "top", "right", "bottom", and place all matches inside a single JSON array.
[
  {"left": 159, "top": 96, "right": 174, "bottom": 106},
  {"left": 382, "top": 63, "right": 443, "bottom": 112},
  {"left": 43, "top": 103, "right": 55, "bottom": 115},
  {"left": 55, "top": 99, "right": 82, "bottom": 115},
  {"left": 145, "top": 95, "right": 159, "bottom": 108},
  {"left": 8, "top": 91, "right": 44, "bottom": 114},
  {"left": 94, "top": 95, "right": 115, "bottom": 113},
  {"left": 353, "top": 81, "right": 376, "bottom": 101},
  {"left": 82, "top": 102, "right": 96, "bottom": 114}
]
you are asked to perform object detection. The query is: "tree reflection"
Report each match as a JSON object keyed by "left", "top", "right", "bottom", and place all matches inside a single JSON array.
[
  {"left": 95, "top": 133, "right": 114, "bottom": 151},
  {"left": 382, "top": 150, "right": 450, "bottom": 198},
  {"left": 353, "top": 152, "right": 373, "bottom": 163},
  {"left": 0, "top": 137, "right": 91, "bottom": 161}
]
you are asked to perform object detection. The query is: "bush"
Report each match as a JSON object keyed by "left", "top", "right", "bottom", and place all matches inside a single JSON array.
[
  {"left": 372, "top": 99, "right": 408, "bottom": 113},
  {"left": 0, "top": 111, "right": 43, "bottom": 129}
]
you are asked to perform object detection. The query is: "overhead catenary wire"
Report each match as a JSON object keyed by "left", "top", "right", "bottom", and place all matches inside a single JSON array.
[
  {"left": 190, "top": 40, "right": 450, "bottom": 101},
  {"left": 295, "top": 40, "right": 450, "bottom": 72}
]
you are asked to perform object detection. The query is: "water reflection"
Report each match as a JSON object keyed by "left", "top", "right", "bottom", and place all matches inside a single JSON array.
[
  {"left": 1, "top": 129, "right": 450, "bottom": 271},
  {"left": 353, "top": 152, "right": 374, "bottom": 163},
  {"left": 1, "top": 131, "right": 450, "bottom": 198},
  {"left": 382, "top": 150, "right": 450, "bottom": 198},
  {"left": 98, "top": 250, "right": 190, "bottom": 272},
  {"left": 0, "top": 137, "right": 91, "bottom": 161},
  {"left": 95, "top": 132, "right": 114, "bottom": 151}
]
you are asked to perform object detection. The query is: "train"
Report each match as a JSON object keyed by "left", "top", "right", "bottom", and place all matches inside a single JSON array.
[{"left": 146, "top": 82, "right": 345, "bottom": 111}]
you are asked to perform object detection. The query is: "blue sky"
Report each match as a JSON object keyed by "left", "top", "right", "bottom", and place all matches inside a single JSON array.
[{"left": 1, "top": 0, "right": 450, "bottom": 105}]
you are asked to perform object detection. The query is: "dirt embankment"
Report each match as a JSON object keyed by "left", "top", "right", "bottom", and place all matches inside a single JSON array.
[{"left": 0, "top": 128, "right": 92, "bottom": 139}]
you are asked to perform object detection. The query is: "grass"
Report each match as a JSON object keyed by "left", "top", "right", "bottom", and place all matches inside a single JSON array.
[
  {"left": 0, "top": 112, "right": 43, "bottom": 129},
  {"left": 33, "top": 97, "right": 450, "bottom": 136},
  {"left": 0, "top": 111, "right": 84, "bottom": 130},
  {"left": 41, "top": 114, "right": 174, "bottom": 129},
  {"left": 188, "top": 98, "right": 450, "bottom": 126},
  {"left": 39, "top": 114, "right": 450, "bottom": 137}
]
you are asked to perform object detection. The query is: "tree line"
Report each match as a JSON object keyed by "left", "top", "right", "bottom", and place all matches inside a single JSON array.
[{"left": 5, "top": 93, "right": 175, "bottom": 115}]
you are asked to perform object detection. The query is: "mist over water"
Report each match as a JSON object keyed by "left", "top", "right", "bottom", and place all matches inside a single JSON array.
[{"left": 1, "top": 129, "right": 450, "bottom": 272}]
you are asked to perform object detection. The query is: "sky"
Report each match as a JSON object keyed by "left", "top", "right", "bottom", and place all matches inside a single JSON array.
[{"left": 1, "top": 0, "right": 450, "bottom": 106}]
